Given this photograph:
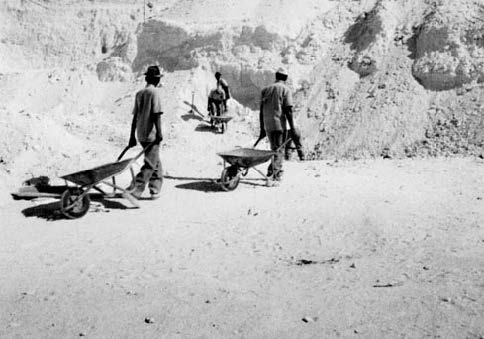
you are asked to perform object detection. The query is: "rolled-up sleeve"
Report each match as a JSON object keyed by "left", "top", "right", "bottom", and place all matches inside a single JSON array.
[
  {"left": 283, "top": 88, "right": 293, "bottom": 108},
  {"left": 151, "top": 89, "right": 163, "bottom": 115},
  {"left": 132, "top": 94, "right": 139, "bottom": 115}
]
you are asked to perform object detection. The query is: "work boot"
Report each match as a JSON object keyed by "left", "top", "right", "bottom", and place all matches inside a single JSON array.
[
  {"left": 266, "top": 164, "right": 273, "bottom": 178},
  {"left": 128, "top": 190, "right": 142, "bottom": 199},
  {"left": 150, "top": 192, "right": 161, "bottom": 200},
  {"left": 273, "top": 170, "right": 284, "bottom": 182},
  {"left": 126, "top": 185, "right": 143, "bottom": 199}
]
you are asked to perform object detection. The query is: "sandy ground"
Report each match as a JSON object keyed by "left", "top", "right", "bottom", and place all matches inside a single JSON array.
[{"left": 1, "top": 157, "right": 483, "bottom": 338}]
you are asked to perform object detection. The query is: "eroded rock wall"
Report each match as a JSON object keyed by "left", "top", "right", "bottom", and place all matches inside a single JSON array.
[
  {"left": 1, "top": 0, "right": 483, "bottom": 162},
  {"left": 412, "top": 0, "right": 484, "bottom": 90}
]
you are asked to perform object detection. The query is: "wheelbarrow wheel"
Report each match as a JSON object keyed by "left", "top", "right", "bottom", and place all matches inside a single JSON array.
[
  {"left": 60, "top": 189, "right": 90, "bottom": 219},
  {"left": 220, "top": 166, "right": 240, "bottom": 191}
]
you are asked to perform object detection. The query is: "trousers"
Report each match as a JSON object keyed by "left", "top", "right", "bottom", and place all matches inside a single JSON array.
[
  {"left": 133, "top": 142, "right": 163, "bottom": 194},
  {"left": 267, "top": 130, "right": 284, "bottom": 178}
]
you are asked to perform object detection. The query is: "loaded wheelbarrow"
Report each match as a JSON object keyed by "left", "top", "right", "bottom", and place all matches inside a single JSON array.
[
  {"left": 216, "top": 138, "right": 291, "bottom": 191},
  {"left": 46, "top": 143, "right": 153, "bottom": 219}
]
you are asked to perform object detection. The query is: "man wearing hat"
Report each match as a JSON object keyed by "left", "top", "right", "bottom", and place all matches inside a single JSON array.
[
  {"left": 258, "top": 67, "right": 296, "bottom": 181},
  {"left": 127, "top": 65, "right": 164, "bottom": 199}
]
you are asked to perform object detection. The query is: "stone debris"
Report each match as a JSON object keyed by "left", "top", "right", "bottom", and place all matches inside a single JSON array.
[{"left": 302, "top": 316, "right": 318, "bottom": 323}]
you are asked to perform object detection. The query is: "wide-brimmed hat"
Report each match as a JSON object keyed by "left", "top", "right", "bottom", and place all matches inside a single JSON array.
[{"left": 144, "top": 65, "right": 163, "bottom": 78}]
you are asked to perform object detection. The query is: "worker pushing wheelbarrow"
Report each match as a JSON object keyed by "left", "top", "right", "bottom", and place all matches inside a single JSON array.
[
  {"left": 216, "top": 137, "right": 291, "bottom": 191},
  {"left": 207, "top": 87, "right": 232, "bottom": 133}
]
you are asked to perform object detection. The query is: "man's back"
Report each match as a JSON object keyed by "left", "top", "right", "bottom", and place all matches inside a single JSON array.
[
  {"left": 218, "top": 78, "right": 230, "bottom": 100},
  {"left": 209, "top": 88, "right": 225, "bottom": 101},
  {"left": 261, "top": 81, "right": 293, "bottom": 132},
  {"left": 134, "top": 85, "right": 163, "bottom": 142}
]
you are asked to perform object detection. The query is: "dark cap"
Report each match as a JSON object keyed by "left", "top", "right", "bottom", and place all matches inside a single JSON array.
[
  {"left": 215, "top": 71, "right": 222, "bottom": 77},
  {"left": 144, "top": 65, "right": 162, "bottom": 78}
]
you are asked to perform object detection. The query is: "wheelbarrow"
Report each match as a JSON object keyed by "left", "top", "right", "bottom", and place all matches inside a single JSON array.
[
  {"left": 208, "top": 114, "right": 233, "bottom": 134},
  {"left": 216, "top": 138, "right": 291, "bottom": 191},
  {"left": 57, "top": 142, "right": 154, "bottom": 219}
]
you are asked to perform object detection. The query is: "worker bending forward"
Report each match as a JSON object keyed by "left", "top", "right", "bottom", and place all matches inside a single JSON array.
[{"left": 127, "top": 65, "right": 164, "bottom": 200}]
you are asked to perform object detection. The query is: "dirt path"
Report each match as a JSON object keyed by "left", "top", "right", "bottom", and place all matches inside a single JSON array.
[{"left": 1, "top": 157, "right": 483, "bottom": 338}]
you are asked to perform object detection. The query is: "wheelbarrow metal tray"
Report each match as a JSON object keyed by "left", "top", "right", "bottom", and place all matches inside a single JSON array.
[
  {"left": 217, "top": 148, "right": 276, "bottom": 168},
  {"left": 208, "top": 115, "right": 233, "bottom": 122},
  {"left": 60, "top": 158, "right": 133, "bottom": 186}
]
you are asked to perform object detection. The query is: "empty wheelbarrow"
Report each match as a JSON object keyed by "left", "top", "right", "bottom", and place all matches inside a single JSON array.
[{"left": 58, "top": 142, "right": 154, "bottom": 219}]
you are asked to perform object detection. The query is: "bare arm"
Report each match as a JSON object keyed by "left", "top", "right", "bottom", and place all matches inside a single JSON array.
[
  {"left": 283, "top": 87, "right": 296, "bottom": 131},
  {"left": 259, "top": 102, "right": 266, "bottom": 137},
  {"left": 153, "top": 113, "right": 163, "bottom": 143},
  {"left": 129, "top": 99, "right": 138, "bottom": 147},
  {"left": 284, "top": 106, "right": 295, "bottom": 131},
  {"left": 151, "top": 89, "right": 163, "bottom": 143},
  {"left": 130, "top": 113, "right": 137, "bottom": 138}
]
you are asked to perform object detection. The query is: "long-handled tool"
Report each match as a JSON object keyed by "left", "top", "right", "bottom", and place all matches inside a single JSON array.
[{"left": 189, "top": 91, "right": 195, "bottom": 114}]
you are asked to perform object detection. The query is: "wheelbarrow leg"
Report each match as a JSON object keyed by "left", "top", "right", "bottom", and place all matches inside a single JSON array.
[
  {"left": 251, "top": 166, "right": 277, "bottom": 187},
  {"left": 101, "top": 180, "right": 140, "bottom": 208},
  {"left": 108, "top": 166, "right": 136, "bottom": 198}
]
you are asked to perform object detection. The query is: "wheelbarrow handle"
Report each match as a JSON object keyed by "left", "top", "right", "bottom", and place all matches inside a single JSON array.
[
  {"left": 117, "top": 145, "right": 132, "bottom": 161},
  {"left": 253, "top": 136, "right": 292, "bottom": 150},
  {"left": 118, "top": 141, "right": 157, "bottom": 162},
  {"left": 111, "top": 141, "right": 157, "bottom": 196},
  {"left": 253, "top": 135, "right": 264, "bottom": 148},
  {"left": 132, "top": 141, "right": 157, "bottom": 162},
  {"left": 276, "top": 137, "right": 292, "bottom": 152}
]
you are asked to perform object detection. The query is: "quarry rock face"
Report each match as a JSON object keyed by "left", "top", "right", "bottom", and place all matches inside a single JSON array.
[
  {"left": 412, "top": 1, "right": 484, "bottom": 91},
  {"left": 0, "top": 0, "right": 483, "bottom": 190},
  {"left": 96, "top": 57, "right": 133, "bottom": 82}
]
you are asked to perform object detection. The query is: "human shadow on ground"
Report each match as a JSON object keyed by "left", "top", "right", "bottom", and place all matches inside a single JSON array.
[
  {"left": 181, "top": 113, "right": 204, "bottom": 122},
  {"left": 21, "top": 194, "right": 130, "bottom": 221},
  {"left": 165, "top": 175, "right": 223, "bottom": 192},
  {"left": 167, "top": 175, "right": 267, "bottom": 192},
  {"left": 165, "top": 175, "right": 214, "bottom": 181},
  {"left": 175, "top": 180, "right": 223, "bottom": 192},
  {"left": 195, "top": 123, "right": 217, "bottom": 133}
]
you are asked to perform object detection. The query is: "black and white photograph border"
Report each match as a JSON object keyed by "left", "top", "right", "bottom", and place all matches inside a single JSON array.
[{"left": 1, "top": 0, "right": 483, "bottom": 338}]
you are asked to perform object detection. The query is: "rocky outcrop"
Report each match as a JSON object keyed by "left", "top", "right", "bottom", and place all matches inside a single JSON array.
[
  {"left": 411, "top": 1, "right": 484, "bottom": 90},
  {"left": 344, "top": 0, "right": 400, "bottom": 77},
  {"left": 96, "top": 57, "right": 133, "bottom": 82}
]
